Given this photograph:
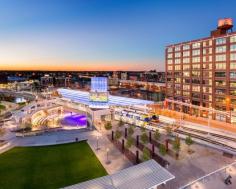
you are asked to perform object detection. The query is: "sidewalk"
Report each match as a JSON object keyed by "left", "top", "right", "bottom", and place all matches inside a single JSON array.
[{"left": 87, "top": 130, "right": 132, "bottom": 174}]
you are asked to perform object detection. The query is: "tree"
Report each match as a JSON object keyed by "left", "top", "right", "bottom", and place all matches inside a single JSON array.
[
  {"left": 141, "top": 132, "right": 148, "bottom": 144},
  {"left": 104, "top": 121, "right": 112, "bottom": 130},
  {"left": 142, "top": 147, "right": 151, "bottom": 161},
  {"left": 154, "top": 129, "right": 161, "bottom": 141},
  {"left": 118, "top": 119, "right": 124, "bottom": 127},
  {"left": 128, "top": 126, "right": 134, "bottom": 136},
  {"left": 185, "top": 135, "right": 194, "bottom": 152},
  {"left": 115, "top": 130, "right": 122, "bottom": 140},
  {"left": 126, "top": 136, "right": 135, "bottom": 149},
  {"left": 172, "top": 136, "right": 181, "bottom": 158},
  {"left": 159, "top": 144, "right": 167, "bottom": 156},
  {"left": 165, "top": 126, "right": 172, "bottom": 138}
]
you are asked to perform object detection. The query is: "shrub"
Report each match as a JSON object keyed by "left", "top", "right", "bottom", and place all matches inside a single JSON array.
[
  {"left": 159, "top": 144, "right": 167, "bottom": 156},
  {"left": 128, "top": 126, "right": 134, "bottom": 136},
  {"left": 172, "top": 136, "right": 181, "bottom": 153},
  {"left": 141, "top": 132, "right": 148, "bottom": 144},
  {"left": 115, "top": 130, "right": 122, "bottom": 140},
  {"left": 104, "top": 122, "right": 112, "bottom": 130},
  {"left": 154, "top": 129, "right": 160, "bottom": 141},
  {"left": 118, "top": 119, "right": 124, "bottom": 127},
  {"left": 126, "top": 136, "right": 135, "bottom": 149},
  {"left": 142, "top": 147, "right": 151, "bottom": 161},
  {"left": 185, "top": 135, "right": 194, "bottom": 152}
]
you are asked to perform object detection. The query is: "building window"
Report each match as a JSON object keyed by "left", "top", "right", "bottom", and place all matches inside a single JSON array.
[
  {"left": 192, "top": 57, "right": 200, "bottom": 63},
  {"left": 230, "top": 35, "right": 236, "bottom": 43},
  {"left": 230, "top": 44, "right": 236, "bottom": 52},
  {"left": 183, "top": 58, "right": 190, "bottom": 63},
  {"left": 175, "top": 78, "right": 181, "bottom": 83},
  {"left": 215, "top": 46, "right": 226, "bottom": 53},
  {"left": 203, "top": 56, "right": 212, "bottom": 62},
  {"left": 215, "top": 72, "right": 226, "bottom": 77},
  {"left": 192, "top": 64, "right": 200, "bottom": 69},
  {"left": 167, "top": 59, "right": 173, "bottom": 64},
  {"left": 230, "top": 72, "right": 236, "bottom": 79},
  {"left": 231, "top": 63, "right": 236, "bottom": 69},
  {"left": 192, "top": 86, "right": 200, "bottom": 92},
  {"left": 215, "top": 54, "right": 226, "bottom": 62},
  {"left": 183, "top": 85, "right": 190, "bottom": 90},
  {"left": 175, "top": 65, "right": 181, "bottom": 70},
  {"left": 183, "top": 71, "right": 190, "bottom": 77},
  {"left": 192, "top": 49, "right": 200, "bottom": 56},
  {"left": 192, "top": 71, "right": 200, "bottom": 77},
  {"left": 183, "top": 65, "right": 190, "bottom": 70},
  {"left": 175, "top": 52, "right": 181, "bottom": 58},
  {"left": 167, "top": 53, "right": 173, "bottom": 58},
  {"left": 215, "top": 63, "right": 226, "bottom": 70},
  {"left": 175, "top": 59, "right": 181, "bottom": 64},
  {"left": 203, "top": 48, "right": 212, "bottom": 55},
  {"left": 215, "top": 37, "right": 226, "bottom": 45},
  {"left": 230, "top": 81, "right": 236, "bottom": 87},
  {"left": 192, "top": 42, "right": 200, "bottom": 49},
  {"left": 168, "top": 65, "right": 172, "bottom": 70},
  {"left": 230, "top": 53, "right": 236, "bottom": 61},
  {"left": 167, "top": 47, "right": 173, "bottom": 53},
  {"left": 183, "top": 45, "right": 190, "bottom": 50},
  {"left": 203, "top": 40, "right": 212, "bottom": 47},
  {"left": 183, "top": 51, "right": 190, "bottom": 57},
  {"left": 175, "top": 46, "right": 181, "bottom": 51},
  {"left": 183, "top": 91, "right": 190, "bottom": 96}
]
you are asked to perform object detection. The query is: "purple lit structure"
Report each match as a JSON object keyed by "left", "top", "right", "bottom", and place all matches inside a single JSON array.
[{"left": 61, "top": 114, "right": 87, "bottom": 127}]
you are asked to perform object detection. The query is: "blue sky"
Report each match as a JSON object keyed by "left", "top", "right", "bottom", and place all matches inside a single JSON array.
[{"left": 0, "top": 0, "right": 236, "bottom": 71}]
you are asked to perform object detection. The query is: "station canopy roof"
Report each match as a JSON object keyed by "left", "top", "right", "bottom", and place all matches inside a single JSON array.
[
  {"left": 63, "top": 160, "right": 175, "bottom": 189},
  {"left": 57, "top": 88, "right": 154, "bottom": 107}
]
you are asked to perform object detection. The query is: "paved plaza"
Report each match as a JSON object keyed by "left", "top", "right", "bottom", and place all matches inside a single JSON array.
[{"left": 1, "top": 108, "right": 236, "bottom": 189}]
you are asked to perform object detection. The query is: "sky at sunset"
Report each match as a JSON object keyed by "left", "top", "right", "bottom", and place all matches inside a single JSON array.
[{"left": 1, "top": 0, "right": 236, "bottom": 71}]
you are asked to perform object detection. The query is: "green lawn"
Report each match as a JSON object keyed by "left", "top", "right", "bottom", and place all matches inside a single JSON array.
[{"left": 0, "top": 141, "right": 107, "bottom": 189}]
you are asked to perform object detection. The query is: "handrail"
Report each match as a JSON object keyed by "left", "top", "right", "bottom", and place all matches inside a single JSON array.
[{"left": 179, "top": 161, "right": 236, "bottom": 189}]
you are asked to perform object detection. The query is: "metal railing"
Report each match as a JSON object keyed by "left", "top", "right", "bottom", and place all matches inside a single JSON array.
[{"left": 179, "top": 161, "right": 236, "bottom": 189}]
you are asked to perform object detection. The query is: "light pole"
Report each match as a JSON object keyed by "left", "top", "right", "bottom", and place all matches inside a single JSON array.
[
  {"left": 106, "top": 148, "right": 110, "bottom": 164},
  {"left": 96, "top": 135, "right": 99, "bottom": 150}
]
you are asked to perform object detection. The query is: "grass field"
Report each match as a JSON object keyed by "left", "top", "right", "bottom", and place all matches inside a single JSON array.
[{"left": 0, "top": 141, "right": 107, "bottom": 189}]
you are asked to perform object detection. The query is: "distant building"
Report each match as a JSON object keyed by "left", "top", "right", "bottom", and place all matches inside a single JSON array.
[{"left": 40, "top": 75, "right": 54, "bottom": 87}]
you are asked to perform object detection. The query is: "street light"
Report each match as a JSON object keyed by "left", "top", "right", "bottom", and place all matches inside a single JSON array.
[
  {"left": 106, "top": 148, "right": 110, "bottom": 164},
  {"left": 96, "top": 135, "right": 100, "bottom": 151}
]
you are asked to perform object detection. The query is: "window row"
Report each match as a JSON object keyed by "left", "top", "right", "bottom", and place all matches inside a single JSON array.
[{"left": 167, "top": 35, "right": 236, "bottom": 53}]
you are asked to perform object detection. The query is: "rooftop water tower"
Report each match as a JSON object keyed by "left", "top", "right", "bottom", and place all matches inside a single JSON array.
[{"left": 211, "top": 18, "right": 233, "bottom": 37}]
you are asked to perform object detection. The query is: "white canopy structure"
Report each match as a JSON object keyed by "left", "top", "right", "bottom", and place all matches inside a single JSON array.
[
  {"left": 63, "top": 160, "right": 175, "bottom": 189},
  {"left": 57, "top": 88, "right": 154, "bottom": 108}
]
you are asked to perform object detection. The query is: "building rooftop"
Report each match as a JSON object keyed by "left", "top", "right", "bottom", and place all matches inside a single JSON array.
[
  {"left": 57, "top": 88, "right": 154, "bottom": 108},
  {"left": 62, "top": 160, "right": 175, "bottom": 189}
]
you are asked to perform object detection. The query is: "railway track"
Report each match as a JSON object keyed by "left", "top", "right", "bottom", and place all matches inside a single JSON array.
[
  {"left": 180, "top": 126, "right": 236, "bottom": 142},
  {"left": 176, "top": 129, "right": 236, "bottom": 152}
]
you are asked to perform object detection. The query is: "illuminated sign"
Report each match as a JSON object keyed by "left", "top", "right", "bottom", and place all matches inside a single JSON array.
[
  {"left": 89, "top": 92, "right": 108, "bottom": 102},
  {"left": 90, "top": 77, "right": 108, "bottom": 104}
]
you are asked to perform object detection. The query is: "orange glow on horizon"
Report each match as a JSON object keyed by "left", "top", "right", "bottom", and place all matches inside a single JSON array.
[{"left": 0, "top": 59, "right": 161, "bottom": 71}]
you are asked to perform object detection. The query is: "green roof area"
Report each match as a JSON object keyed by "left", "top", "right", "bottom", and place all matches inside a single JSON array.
[{"left": 0, "top": 141, "right": 107, "bottom": 189}]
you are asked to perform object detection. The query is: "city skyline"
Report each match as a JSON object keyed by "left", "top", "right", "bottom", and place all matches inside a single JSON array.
[{"left": 1, "top": 0, "right": 236, "bottom": 71}]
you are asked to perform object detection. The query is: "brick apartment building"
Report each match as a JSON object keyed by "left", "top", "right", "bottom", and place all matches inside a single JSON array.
[{"left": 165, "top": 18, "right": 236, "bottom": 124}]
